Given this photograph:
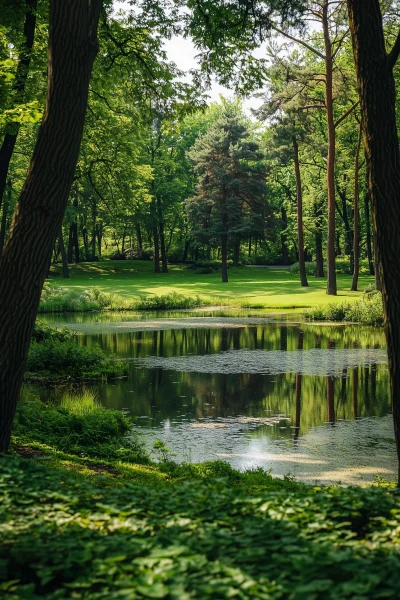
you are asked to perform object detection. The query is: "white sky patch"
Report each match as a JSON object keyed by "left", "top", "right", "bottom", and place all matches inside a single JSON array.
[{"left": 112, "top": 0, "right": 265, "bottom": 114}]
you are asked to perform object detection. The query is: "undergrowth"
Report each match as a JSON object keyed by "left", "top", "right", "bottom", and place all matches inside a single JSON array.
[
  {"left": 12, "top": 398, "right": 148, "bottom": 463},
  {"left": 4, "top": 396, "right": 400, "bottom": 598},
  {"left": 26, "top": 338, "right": 128, "bottom": 382},
  {"left": 39, "top": 283, "right": 211, "bottom": 313},
  {"left": 307, "top": 290, "right": 383, "bottom": 326},
  {"left": 1, "top": 451, "right": 400, "bottom": 599}
]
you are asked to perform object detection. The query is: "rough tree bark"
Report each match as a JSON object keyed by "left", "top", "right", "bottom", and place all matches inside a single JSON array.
[
  {"left": 0, "top": 0, "right": 103, "bottom": 453},
  {"left": 280, "top": 207, "right": 289, "bottom": 265},
  {"left": 292, "top": 135, "right": 308, "bottom": 287},
  {"left": 0, "top": 0, "right": 37, "bottom": 213},
  {"left": 322, "top": 1, "right": 337, "bottom": 295},
  {"left": 0, "top": 178, "right": 11, "bottom": 252},
  {"left": 351, "top": 121, "right": 362, "bottom": 291},
  {"left": 347, "top": 0, "right": 400, "bottom": 483},
  {"left": 314, "top": 202, "right": 324, "bottom": 277}
]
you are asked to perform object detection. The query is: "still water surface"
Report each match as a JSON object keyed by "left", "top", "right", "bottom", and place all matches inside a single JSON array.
[{"left": 29, "top": 310, "right": 396, "bottom": 484}]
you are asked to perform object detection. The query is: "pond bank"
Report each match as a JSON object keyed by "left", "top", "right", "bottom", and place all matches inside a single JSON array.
[{"left": 26, "top": 311, "right": 395, "bottom": 486}]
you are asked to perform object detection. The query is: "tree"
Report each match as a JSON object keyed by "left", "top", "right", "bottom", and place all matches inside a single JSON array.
[
  {"left": 346, "top": 0, "right": 400, "bottom": 483},
  {"left": 187, "top": 104, "right": 267, "bottom": 282},
  {"left": 0, "top": 0, "right": 103, "bottom": 452}
]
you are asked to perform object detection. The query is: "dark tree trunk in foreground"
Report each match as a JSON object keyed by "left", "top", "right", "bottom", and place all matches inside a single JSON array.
[
  {"left": 59, "top": 228, "right": 69, "bottom": 279},
  {"left": 347, "top": 0, "right": 400, "bottom": 483},
  {"left": 373, "top": 229, "right": 381, "bottom": 291},
  {"left": 0, "top": 0, "right": 102, "bottom": 453},
  {"left": 351, "top": 121, "right": 362, "bottom": 291},
  {"left": 292, "top": 136, "right": 308, "bottom": 287},
  {"left": 0, "top": 179, "right": 11, "bottom": 252},
  {"left": 0, "top": 0, "right": 37, "bottom": 214}
]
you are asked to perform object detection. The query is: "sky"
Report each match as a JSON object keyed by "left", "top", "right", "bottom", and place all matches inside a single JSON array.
[{"left": 113, "top": 1, "right": 265, "bottom": 113}]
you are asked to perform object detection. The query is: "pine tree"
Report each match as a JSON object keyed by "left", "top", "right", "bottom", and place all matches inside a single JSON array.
[{"left": 186, "top": 105, "right": 267, "bottom": 282}]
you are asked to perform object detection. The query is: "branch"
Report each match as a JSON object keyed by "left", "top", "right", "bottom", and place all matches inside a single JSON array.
[
  {"left": 331, "top": 28, "right": 350, "bottom": 60},
  {"left": 334, "top": 100, "right": 359, "bottom": 129},
  {"left": 270, "top": 24, "right": 326, "bottom": 60},
  {"left": 388, "top": 28, "right": 400, "bottom": 69},
  {"left": 298, "top": 104, "right": 325, "bottom": 110}
]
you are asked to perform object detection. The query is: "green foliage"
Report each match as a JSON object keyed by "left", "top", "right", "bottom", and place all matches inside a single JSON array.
[
  {"left": 26, "top": 338, "right": 128, "bottom": 381},
  {"left": 135, "top": 292, "right": 203, "bottom": 311},
  {"left": 307, "top": 291, "right": 383, "bottom": 326},
  {"left": 1, "top": 454, "right": 400, "bottom": 599},
  {"left": 39, "top": 282, "right": 133, "bottom": 312},
  {"left": 59, "top": 389, "right": 102, "bottom": 416},
  {"left": 289, "top": 261, "right": 321, "bottom": 275},
  {"left": 12, "top": 398, "right": 148, "bottom": 462},
  {"left": 32, "top": 320, "right": 74, "bottom": 342}
]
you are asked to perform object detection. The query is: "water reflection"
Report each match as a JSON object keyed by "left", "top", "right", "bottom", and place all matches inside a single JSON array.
[{"left": 24, "top": 315, "right": 396, "bottom": 483}]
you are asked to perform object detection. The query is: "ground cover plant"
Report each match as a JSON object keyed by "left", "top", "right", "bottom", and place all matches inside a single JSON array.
[
  {"left": 26, "top": 323, "right": 128, "bottom": 382},
  {"left": 2, "top": 397, "right": 399, "bottom": 598},
  {"left": 46, "top": 260, "right": 375, "bottom": 311},
  {"left": 2, "top": 445, "right": 400, "bottom": 598}
]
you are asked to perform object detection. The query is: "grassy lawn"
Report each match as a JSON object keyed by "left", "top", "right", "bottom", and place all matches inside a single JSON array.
[{"left": 50, "top": 260, "right": 374, "bottom": 309}]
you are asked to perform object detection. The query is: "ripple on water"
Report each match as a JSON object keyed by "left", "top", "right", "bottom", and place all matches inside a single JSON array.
[{"left": 133, "top": 348, "right": 388, "bottom": 376}]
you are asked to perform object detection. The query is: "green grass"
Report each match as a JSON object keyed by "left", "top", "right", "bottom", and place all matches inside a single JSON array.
[{"left": 49, "top": 260, "right": 374, "bottom": 310}]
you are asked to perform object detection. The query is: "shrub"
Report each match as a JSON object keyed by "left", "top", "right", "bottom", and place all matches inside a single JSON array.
[
  {"left": 26, "top": 338, "right": 128, "bottom": 381},
  {"left": 39, "top": 282, "right": 132, "bottom": 312},
  {"left": 289, "top": 261, "right": 321, "bottom": 275},
  {"left": 307, "top": 290, "right": 383, "bottom": 325},
  {"left": 32, "top": 320, "right": 74, "bottom": 342},
  {"left": 135, "top": 292, "right": 203, "bottom": 310},
  {"left": 13, "top": 398, "right": 148, "bottom": 462}
]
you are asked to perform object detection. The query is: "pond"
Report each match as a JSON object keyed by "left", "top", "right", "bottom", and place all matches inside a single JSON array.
[{"left": 27, "top": 310, "right": 397, "bottom": 484}]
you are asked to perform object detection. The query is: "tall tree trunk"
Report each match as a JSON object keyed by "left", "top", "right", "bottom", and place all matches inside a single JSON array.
[
  {"left": 314, "top": 203, "right": 324, "bottom": 277},
  {"left": 323, "top": 1, "right": 337, "bottom": 295},
  {"left": 67, "top": 223, "right": 73, "bottom": 262},
  {"left": 182, "top": 238, "right": 190, "bottom": 262},
  {"left": 232, "top": 235, "right": 240, "bottom": 267},
  {"left": 347, "top": 0, "right": 400, "bottom": 483},
  {"left": 0, "top": 0, "right": 102, "bottom": 453},
  {"left": 153, "top": 225, "right": 160, "bottom": 273},
  {"left": 135, "top": 222, "right": 143, "bottom": 255},
  {"left": 280, "top": 206, "right": 289, "bottom": 265},
  {"left": 337, "top": 185, "right": 354, "bottom": 269},
  {"left": 373, "top": 228, "right": 381, "bottom": 291},
  {"left": 0, "top": 0, "right": 37, "bottom": 214},
  {"left": 292, "top": 135, "right": 308, "bottom": 287},
  {"left": 351, "top": 121, "right": 362, "bottom": 291},
  {"left": 0, "top": 178, "right": 11, "bottom": 252},
  {"left": 91, "top": 201, "right": 97, "bottom": 260},
  {"left": 58, "top": 228, "right": 69, "bottom": 278},
  {"left": 156, "top": 198, "right": 168, "bottom": 273},
  {"left": 82, "top": 226, "right": 90, "bottom": 260},
  {"left": 72, "top": 220, "right": 80, "bottom": 263},
  {"left": 221, "top": 234, "right": 228, "bottom": 283},
  {"left": 364, "top": 189, "right": 374, "bottom": 275}
]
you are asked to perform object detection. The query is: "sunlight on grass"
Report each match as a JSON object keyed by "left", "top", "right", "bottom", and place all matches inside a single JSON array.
[{"left": 49, "top": 260, "right": 374, "bottom": 310}]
